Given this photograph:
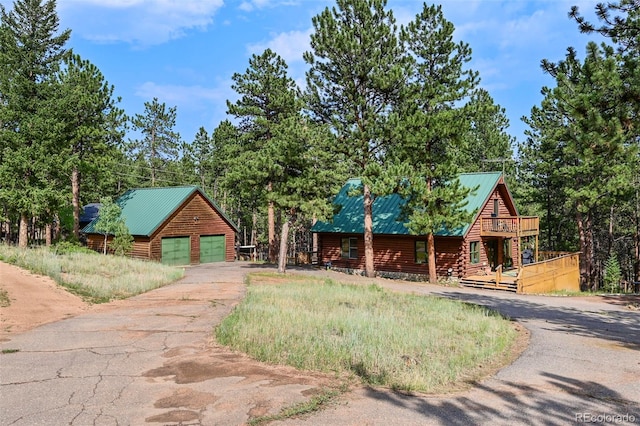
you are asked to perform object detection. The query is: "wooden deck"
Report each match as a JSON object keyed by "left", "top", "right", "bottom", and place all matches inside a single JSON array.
[
  {"left": 480, "top": 216, "right": 539, "bottom": 237},
  {"left": 461, "top": 252, "right": 580, "bottom": 294}
]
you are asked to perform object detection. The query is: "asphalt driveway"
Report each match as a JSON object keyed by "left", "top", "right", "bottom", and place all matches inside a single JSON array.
[
  {"left": 1, "top": 263, "right": 639, "bottom": 425},
  {"left": 279, "top": 271, "right": 640, "bottom": 425}
]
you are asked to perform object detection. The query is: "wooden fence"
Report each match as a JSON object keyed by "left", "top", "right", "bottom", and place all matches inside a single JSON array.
[{"left": 517, "top": 252, "right": 580, "bottom": 294}]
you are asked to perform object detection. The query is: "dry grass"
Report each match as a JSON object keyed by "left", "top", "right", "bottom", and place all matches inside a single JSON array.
[
  {"left": 217, "top": 272, "right": 518, "bottom": 394},
  {"left": 0, "top": 244, "right": 184, "bottom": 303}
]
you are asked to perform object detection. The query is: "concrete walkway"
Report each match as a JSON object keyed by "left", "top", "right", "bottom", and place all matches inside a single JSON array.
[{"left": 1, "top": 263, "right": 639, "bottom": 425}]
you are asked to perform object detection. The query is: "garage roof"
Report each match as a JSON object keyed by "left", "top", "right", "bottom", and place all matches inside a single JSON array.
[{"left": 82, "top": 186, "right": 239, "bottom": 236}]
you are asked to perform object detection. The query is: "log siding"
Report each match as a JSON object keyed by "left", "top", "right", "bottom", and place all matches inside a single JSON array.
[{"left": 85, "top": 190, "right": 236, "bottom": 264}]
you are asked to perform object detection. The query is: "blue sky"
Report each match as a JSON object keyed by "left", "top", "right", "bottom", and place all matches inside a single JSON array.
[{"left": 1, "top": 0, "right": 605, "bottom": 148}]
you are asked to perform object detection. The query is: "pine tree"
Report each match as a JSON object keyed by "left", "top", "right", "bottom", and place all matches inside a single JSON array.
[
  {"left": 0, "top": 0, "right": 70, "bottom": 247},
  {"left": 603, "top": 253, "right": 622, "bottom": 293},
  {"left": 460, "top": 89, "right": 515, "bottom": 176},
  {"left": 388, "top": 4, "right": 479, "bottom": 283},
  {"left": 525, "top": 42, "right": 636, "bottom": 290},
  {"left": 272, "top": 116, "right": 347, "bottom": 273},
  {"left": 54, "top": 53, "right": 126, "bottom": 239},
  {"left": 569, "top": 0, "right": 640, "bottom": 282},
  {"left": 129, "top": 98, "right": 181, "bottom": 187},
  {"left": 226, "top": 49, "right": 301, "bottom": 262},
  {"left": 304, "top": 0, "right": 406, "bottom": 277}
]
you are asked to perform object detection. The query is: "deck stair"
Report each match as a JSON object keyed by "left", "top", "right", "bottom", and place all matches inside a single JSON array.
[
  {"left": 460, "top": 266, "right": 518, "bottom": 292},
  {"left": 460, "top": 276, "right": 517, "bottom": 292}
]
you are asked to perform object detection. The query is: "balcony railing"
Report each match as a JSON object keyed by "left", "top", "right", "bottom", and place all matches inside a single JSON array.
[{"left": 480, "top": 216, "right": 539, "bottom": 237}]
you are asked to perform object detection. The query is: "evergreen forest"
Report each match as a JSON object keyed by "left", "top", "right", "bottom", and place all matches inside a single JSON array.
[{"left": 1, "top": 0, "right": 638, "bottom": 290}]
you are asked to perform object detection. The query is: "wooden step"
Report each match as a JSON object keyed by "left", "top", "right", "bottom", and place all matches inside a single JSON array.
[{"left": 460, "top": 279, "right": 517, "bottom": 292}]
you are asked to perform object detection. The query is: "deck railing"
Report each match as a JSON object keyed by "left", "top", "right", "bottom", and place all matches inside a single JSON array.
[
  {"left": 480, "top": 216, "right": 539, "bottom": 237},
  {"left": 517, "top": 252, "right": 580, "bottom": 294}
]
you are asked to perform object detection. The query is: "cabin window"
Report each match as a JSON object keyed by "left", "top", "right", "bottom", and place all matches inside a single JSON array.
[
  {"left": 415, "top": 240, "right": 427, "bottom": 264},
  {"left": 341, "top": 237, "right": 358, "bottom": 259},
  {"left": 493, "top": 199, "right": 499, "bottom": 217},
  {"left": 470, "top": 241, "right": 480, "bottom": 264},
  {"left": 503, "top": 239, "right": 513, "bottom": 268}
]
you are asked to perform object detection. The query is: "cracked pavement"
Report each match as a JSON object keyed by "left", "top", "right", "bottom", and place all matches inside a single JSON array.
[
  {"left": 0, "top": 263, "right": 339, "bottom": 425},
  {"left": 1, "top": 263, "right": 639, "bottom": 425}
]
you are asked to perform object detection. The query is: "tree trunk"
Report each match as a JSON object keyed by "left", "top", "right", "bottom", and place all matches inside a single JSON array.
[
  {"left": 277, "top": 220, "right": 290, "bottom": 274},
  {"left": 151, "top": 128, "right": 156, "bottom": 187},
  {"left": 103, "top": 233, "right": 108, "bottom": 255},
  {"left": 427, "top": 232, "right": 437, "bottom": 284},
  {"left": 577, "top": 207, "right": 595, "bottom": 290},
  {"left": 635, "top": 187, "right": 640, "bottom": 281},
  {"left": 268, "top": 181, "right": 276, "bottom": 262},
  {"left": 54, "top": 213, "right": 61, "bottom": 241},
  {"left": 72, "top": 166, "right": 81, "bottom": 239},
  {"left": 363, "top": 184, "right": 375, "bottom": 278},
  {"left": 45, "top": 222, "right": 52, "bottom": 246},
  {"left": 18, "top": 213, "right": 28, "bottom": 248}
]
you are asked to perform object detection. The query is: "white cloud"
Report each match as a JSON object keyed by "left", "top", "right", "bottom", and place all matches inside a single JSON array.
[
  {"left": 135, "top": 81, "right": 228, "bottom": 106},
  {"left": 57, "top": 0, "right": 224, "bottom": 46},
  {"left": 247, "top": 28, "right": 311, "bottom": 64},
  {"left": 237, "top": 0, "right": 274, "bottom": 12}
]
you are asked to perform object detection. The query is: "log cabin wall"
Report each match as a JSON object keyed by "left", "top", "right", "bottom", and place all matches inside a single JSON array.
[
  {"left": 148, "top": 192, "right": 236, "bottom": 263},
  {"left": 464, "top": 185, "right": 521, "bottom": 276},
  {"left": 317, "top": 233, "right": 464, "bottom": 278},
  {"left": 86, "top": 191, "right": 236, "bottom": 264}
]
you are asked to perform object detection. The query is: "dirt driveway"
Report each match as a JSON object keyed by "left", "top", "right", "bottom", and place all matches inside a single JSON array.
[{"left": 1, "top": 261, "right": 639, "bottom": 425}]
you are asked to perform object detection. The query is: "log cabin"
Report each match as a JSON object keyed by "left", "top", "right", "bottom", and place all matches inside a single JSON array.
[
  {"left": 312, "top": 172, "right": 539, "bottom": 281},
  {"left": 83, "top": 186, "right": 238, "bottom": 265}
]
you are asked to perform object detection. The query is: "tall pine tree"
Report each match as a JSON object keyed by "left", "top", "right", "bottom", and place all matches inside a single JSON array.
[
  {"left": 54, "top": 53, "right": 126, "bottom": 239},
  {"left": 386, "top": 4, "right": 479, "bottom": 283},
  {"left": 0, "top": 0, "right": 70, "bottom": 247},
  {"left": 129, "top": 98, "right": 181, "bottom": 187},
  {"left": 304, "top": 0, "right": 406, "bottom": 277},
  {"left": 226, "top": 48, "right": 301, "bottom": 262}
]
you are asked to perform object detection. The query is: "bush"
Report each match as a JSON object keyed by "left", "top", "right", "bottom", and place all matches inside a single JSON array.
[
  {"left": 110, "top": 222, "right": 134, "bottom": 256},
  {"left": 52, "top": 241, "right": 95, "bottom": 255}
]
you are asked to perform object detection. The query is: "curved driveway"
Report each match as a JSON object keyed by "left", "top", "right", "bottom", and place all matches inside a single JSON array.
[{"left": 1, "top": 263, "right": 639, "bottom": 425}]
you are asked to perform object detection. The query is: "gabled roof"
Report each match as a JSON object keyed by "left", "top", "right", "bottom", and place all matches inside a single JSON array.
[
  {"left": 311, "top": 172, "right": 505, "bottom": 237},
  {"left": 82, "top": 186, "right": 239, "bottom": 236}
]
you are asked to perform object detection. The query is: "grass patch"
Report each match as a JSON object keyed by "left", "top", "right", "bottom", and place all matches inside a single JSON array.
[
  {"left": 217, "top": 273, "right": 518, "bottom": 395},
  {"left": 1, "top": 348, "right": 20, "bottom": 354},
  {"left": 248, "top": 386, "right": 346, "bottom": 426},
  {"left": 0, "top": 287, "right": 10, "bottom": 307},
  {"left": 0, "top": 244, "right": 184, "bottom": 304}
]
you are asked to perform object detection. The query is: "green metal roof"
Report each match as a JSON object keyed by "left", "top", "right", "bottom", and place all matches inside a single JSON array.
[
  {"left": 82, "top": 186, "right": 239, "bottom": 236},
  {"left": 311, "top": 172, "right": 503, "bottom": 237}
]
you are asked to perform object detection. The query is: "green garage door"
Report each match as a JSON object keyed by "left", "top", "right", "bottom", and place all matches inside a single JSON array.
[
  {"left": 161, "top": 237, "right": 191, "bottom": 266},
  {"left": 200, "top": 235, "right": 225, "bottom": 263}
]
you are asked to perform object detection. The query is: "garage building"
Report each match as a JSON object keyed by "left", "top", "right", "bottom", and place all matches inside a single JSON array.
[{"left": 83, "top": 186, "right": 238, "bottom": 265}]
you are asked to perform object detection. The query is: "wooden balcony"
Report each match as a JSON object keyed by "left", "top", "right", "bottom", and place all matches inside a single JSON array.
[{"left": 480, "top": 216, "right": 539, "bottom": 237}]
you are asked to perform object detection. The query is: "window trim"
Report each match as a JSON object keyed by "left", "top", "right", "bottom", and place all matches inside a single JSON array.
[
  {"left": 470, "top": 241, "right": 480, "bottom": 264},
  {"left": 415, "top": 240, "right": 427, "bottom": 264},
  {"left": 341, "top": 237, "right": 358, "bottom": 259}
]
